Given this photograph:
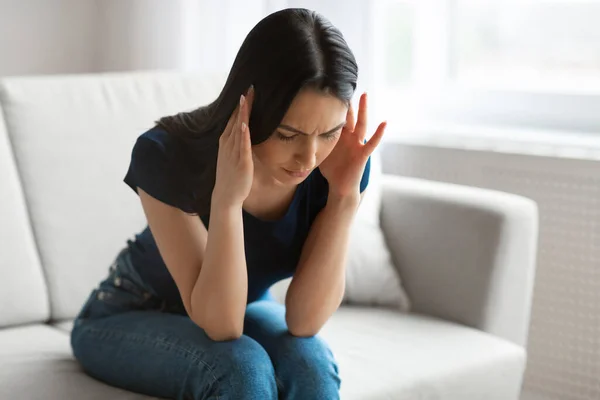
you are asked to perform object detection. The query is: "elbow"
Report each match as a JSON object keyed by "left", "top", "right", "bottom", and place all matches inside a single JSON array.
[
  {"left": 288, "top": 327, "right": 319, "bottom": 338},
  {"left": 191, "top": 311, "right": 244, "bottom": 342},
  {"left": 198, "top": 318, "right": 243, "bottom": 342},
  {"left": 286, "top": 314, "right": 320, "bottom": 337},
  {"left": 188, "top": 293, "right": 244, "bottom": 342},
  {"left": 205, "top": 327, "right": 243, "bottom": 342}
]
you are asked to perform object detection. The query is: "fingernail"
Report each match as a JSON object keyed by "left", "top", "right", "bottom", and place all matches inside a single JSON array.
[
  {"left": 241, "top": 122, "right": 247, "bottom": 132},
  {"left": 240, "top": 94, "right": 245, "bottom": 106}
]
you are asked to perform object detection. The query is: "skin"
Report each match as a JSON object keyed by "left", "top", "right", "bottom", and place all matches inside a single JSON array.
[
  {"left": 138, "top": 85, "right": 386, "bottom": 341},
  {"left": 244, "top": 87, "right": 349, "bottom": 220}
]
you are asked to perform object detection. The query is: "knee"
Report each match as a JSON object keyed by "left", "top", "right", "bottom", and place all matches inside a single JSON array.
[
  {"left": 275, "top": 335, "right": 341, "bottom": 397},
  {"left": 188, "top": 335, "right": 277, "bottom": 400}
]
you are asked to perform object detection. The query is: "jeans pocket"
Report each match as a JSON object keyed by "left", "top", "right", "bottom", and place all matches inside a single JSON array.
[
  {"left": 83, "top": 281, "right": 161, "bottom": 321},
  {"left": 77, "top": 250, "right": 163, "bottom": 322},
  {"left": 112, "top": 248, "right": 158, "bottom": 297}
]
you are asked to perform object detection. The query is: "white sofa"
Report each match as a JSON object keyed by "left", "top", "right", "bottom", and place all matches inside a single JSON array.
[{"left": 0, "top": 72, "right": 538, "bottom": 400}]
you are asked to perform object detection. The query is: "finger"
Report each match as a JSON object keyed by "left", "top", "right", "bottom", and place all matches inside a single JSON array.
[
  {"left": 234, "top": 120, "right": 247, "bottom": 158},
  {"left": 240, "top": 119, "right": 251, "bottom": 159},
  {"left": 239, "top": 87, "right": 252, "bottom": 141},
  {"left": 245, "top": 85, "right": 255, "bottom": 118},
  {"left": 232, "top": 94, "right": 245, "bottom": 153},
  {"left": 222, "top": 102, "right": 240, "bottom": 144},
  {"left": 355, "top": 93, "right": 368, "bottom": 141},
  {"left": 345, "top": 104, "right": 356, "bottom": 133},
  {"left": 363, "top": 121, "right": 386, "bottom": 155}
]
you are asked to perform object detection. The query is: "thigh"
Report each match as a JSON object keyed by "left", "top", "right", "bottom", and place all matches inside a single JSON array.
[
  {"left": 72, "top": 250, "right": 278, "bottom": 400},
  {"left": 243, "top": 299, "right": 335, "bottom": 358},
  {"left": 71, "top": 311, "right": 275, "bottom": 400},
  {"left": 243, "top": 299, "right": 339, "bottom": 380}
]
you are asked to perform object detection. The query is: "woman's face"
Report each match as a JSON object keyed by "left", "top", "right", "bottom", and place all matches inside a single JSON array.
[{"left": 252, "top": 87, "right": 348, "bottom": 186}]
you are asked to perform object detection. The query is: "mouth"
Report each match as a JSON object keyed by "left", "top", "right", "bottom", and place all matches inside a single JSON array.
[{"left": 283, "top": 168, "right": 311, "bottom": 178}]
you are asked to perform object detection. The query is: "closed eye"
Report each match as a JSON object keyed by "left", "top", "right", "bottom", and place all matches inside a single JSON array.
[
  {"left": 321, "top": 130, "right": 341, "bottom": 141},
  {"left": 276, "top": 122, "right": 345, "bottom": 142},
  {"left": 276, "top": 129, "right": 341, "bottom": 142},
  {"left": 276, "top": 131, "right": 296, "bottom": 141}
]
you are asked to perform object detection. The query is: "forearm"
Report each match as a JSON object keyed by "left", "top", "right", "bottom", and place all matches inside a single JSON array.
[
  {"left": 285, "top": 193, "right": 360, "bottom": 336},
  {"left": 191, "top": 201, "right": 248, "bottom": 340}
]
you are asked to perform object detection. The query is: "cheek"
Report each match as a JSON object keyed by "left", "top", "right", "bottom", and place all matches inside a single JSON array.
[
  {"left": 253, "top": 140, "right": 291, "bottom": 165},
  {"left": 317, "top": 138, "right": 339, "bottom": 161}
]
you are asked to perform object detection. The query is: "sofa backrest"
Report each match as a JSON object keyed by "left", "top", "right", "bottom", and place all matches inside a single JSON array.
[
  {"left": 0, "top": 103, "right": 50, "bottom": 328},
  {"left": 0, "top": 72, "right": 224, "bottom": 321}
]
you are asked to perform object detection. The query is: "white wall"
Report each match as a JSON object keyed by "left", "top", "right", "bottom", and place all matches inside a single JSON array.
[
  {"left": 0, "top": 0, "right": 98, "bottom": 77},
  {"left": 0, "top": 0, "right": 274, "bottom": 77},
  {"left": 0, "top": 0, "right": 190, "bottom": 77},
  {"left": 0, "top": 0, "right": 371, "bottom": 86},
  {"left": 94, "top": 0, "right": 186, "bottom": 72}
]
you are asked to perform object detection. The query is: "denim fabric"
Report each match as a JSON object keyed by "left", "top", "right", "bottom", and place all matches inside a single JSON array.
[{"left": 71, "top": 249, "right": 340, "bottom": 400}]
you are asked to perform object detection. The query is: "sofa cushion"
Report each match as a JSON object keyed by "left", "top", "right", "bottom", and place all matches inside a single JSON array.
[
  {"left": 323, "top": 307, "right": 525, "bottom": 400},
  {"left": 343, "top": 151, "right": 411, "bottom": 310},
  {"left": 52, "top": 320, "right": 74, "bottom": 333},
  {"left": 48, "top": 307, "right": 524, "bottom": 400},
  {"left": 0, "top": 324, "right": 157, "bottom": 399},
  {"left": 0, "top": 106, "right": 49, "bottom": 328},
  {"left": 0, "top": 72, "right": 223, "bottom": 321}
]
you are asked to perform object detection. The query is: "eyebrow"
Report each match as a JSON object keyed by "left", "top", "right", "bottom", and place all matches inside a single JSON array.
[{"left": 278, "top": 122, "right": 346, "bottom": 136}]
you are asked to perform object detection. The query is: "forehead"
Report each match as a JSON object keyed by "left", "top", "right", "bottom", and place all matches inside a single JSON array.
[{"left": 280, "top": 88, "right": 348, "bottom": 129}]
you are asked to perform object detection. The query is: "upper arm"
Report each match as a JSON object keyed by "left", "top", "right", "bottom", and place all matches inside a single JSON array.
[
  {"left": 124, "top": 129, "right": 207, "bottom": 318},
  {"left": 138, "top": 188, "right": 207, "bottom": 318}
]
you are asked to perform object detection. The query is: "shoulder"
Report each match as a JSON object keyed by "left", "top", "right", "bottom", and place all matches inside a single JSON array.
[
  {"left": 130, "top": 126, "right": 193, "bottom": 175},
  {"left": 134, "top": 126, "right": 177, "bottom": 154},
  {"left": 124, "top": 126, "right": 196, "bottom": 213}
]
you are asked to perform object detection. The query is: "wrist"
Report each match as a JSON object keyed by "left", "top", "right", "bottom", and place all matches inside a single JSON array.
[
  {"left": 211, "top": 195, "right": 243, "bottom": 217},
  {"left": 326, "top": 191, "right": 361, "bottom": 210}
]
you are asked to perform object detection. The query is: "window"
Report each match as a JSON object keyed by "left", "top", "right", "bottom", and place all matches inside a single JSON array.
[
  {"left": 380, "top": 1, "right": 415, "bottom": 88},
  {"left": 371, "top": 0, "right": 600, "bottom": 133},
  {"left": 454, "top": 0, "right": 600, "bottom": 92}
]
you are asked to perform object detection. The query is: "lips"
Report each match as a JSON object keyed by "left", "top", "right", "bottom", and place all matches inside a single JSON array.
[{"left": 284, "top": 168, "right": 311, "bottom": 178}]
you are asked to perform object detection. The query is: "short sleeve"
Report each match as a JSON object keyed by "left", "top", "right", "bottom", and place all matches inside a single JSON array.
[
  {"left": 124, "top": 130, "right": 196, "bottom": 213},
  {"left": 359, "top": 156, "right": 371, "bottom": 193}
]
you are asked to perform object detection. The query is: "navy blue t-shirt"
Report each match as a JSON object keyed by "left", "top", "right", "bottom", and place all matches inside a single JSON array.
[{"left": 123, "top": 127, "right": 370, "bottom": 307}]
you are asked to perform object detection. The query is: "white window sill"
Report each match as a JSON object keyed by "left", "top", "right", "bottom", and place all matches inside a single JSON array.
[{"left": 383, "top": 123, "right": 600, "bottom": 161}]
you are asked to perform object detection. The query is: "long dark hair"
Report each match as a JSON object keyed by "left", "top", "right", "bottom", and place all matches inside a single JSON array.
[{"left": 156, "top": 8, "right": 358, "bottom": 216}]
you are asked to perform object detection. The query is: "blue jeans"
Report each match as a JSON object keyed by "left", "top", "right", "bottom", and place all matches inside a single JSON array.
[{"left": 70, "top": 249, "right": 341, "bottom": 400}]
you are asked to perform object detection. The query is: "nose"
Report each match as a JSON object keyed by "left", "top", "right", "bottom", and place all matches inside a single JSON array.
[{"left": 293, "top": 138, "right": 317, "bottom": 169}]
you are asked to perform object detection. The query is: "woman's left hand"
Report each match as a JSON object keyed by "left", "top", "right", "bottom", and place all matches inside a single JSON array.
[{"left": 319, "top": 93, "right": 386, "bottom": 198}]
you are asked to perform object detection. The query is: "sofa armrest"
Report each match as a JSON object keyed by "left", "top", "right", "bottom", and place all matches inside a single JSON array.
[{"left": 380, "top": 175, "right": 538, "bottom": 347}]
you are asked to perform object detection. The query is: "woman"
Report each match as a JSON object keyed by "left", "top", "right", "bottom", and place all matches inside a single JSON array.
[{"left": 71, "top": 8, "right": 385, "bottom": 400}]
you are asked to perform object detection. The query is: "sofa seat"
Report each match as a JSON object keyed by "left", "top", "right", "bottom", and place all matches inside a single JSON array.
[
  {"left": 1, "top": 306, "right": 524, "bottom": 400},
  {"left": 0, "top": 324, "right": 155, "bottom": 399}
]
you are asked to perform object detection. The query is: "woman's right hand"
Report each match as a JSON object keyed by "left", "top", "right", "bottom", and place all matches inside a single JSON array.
[{"left": 212, "top": 86, "right": 255, "bottom": 209}]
